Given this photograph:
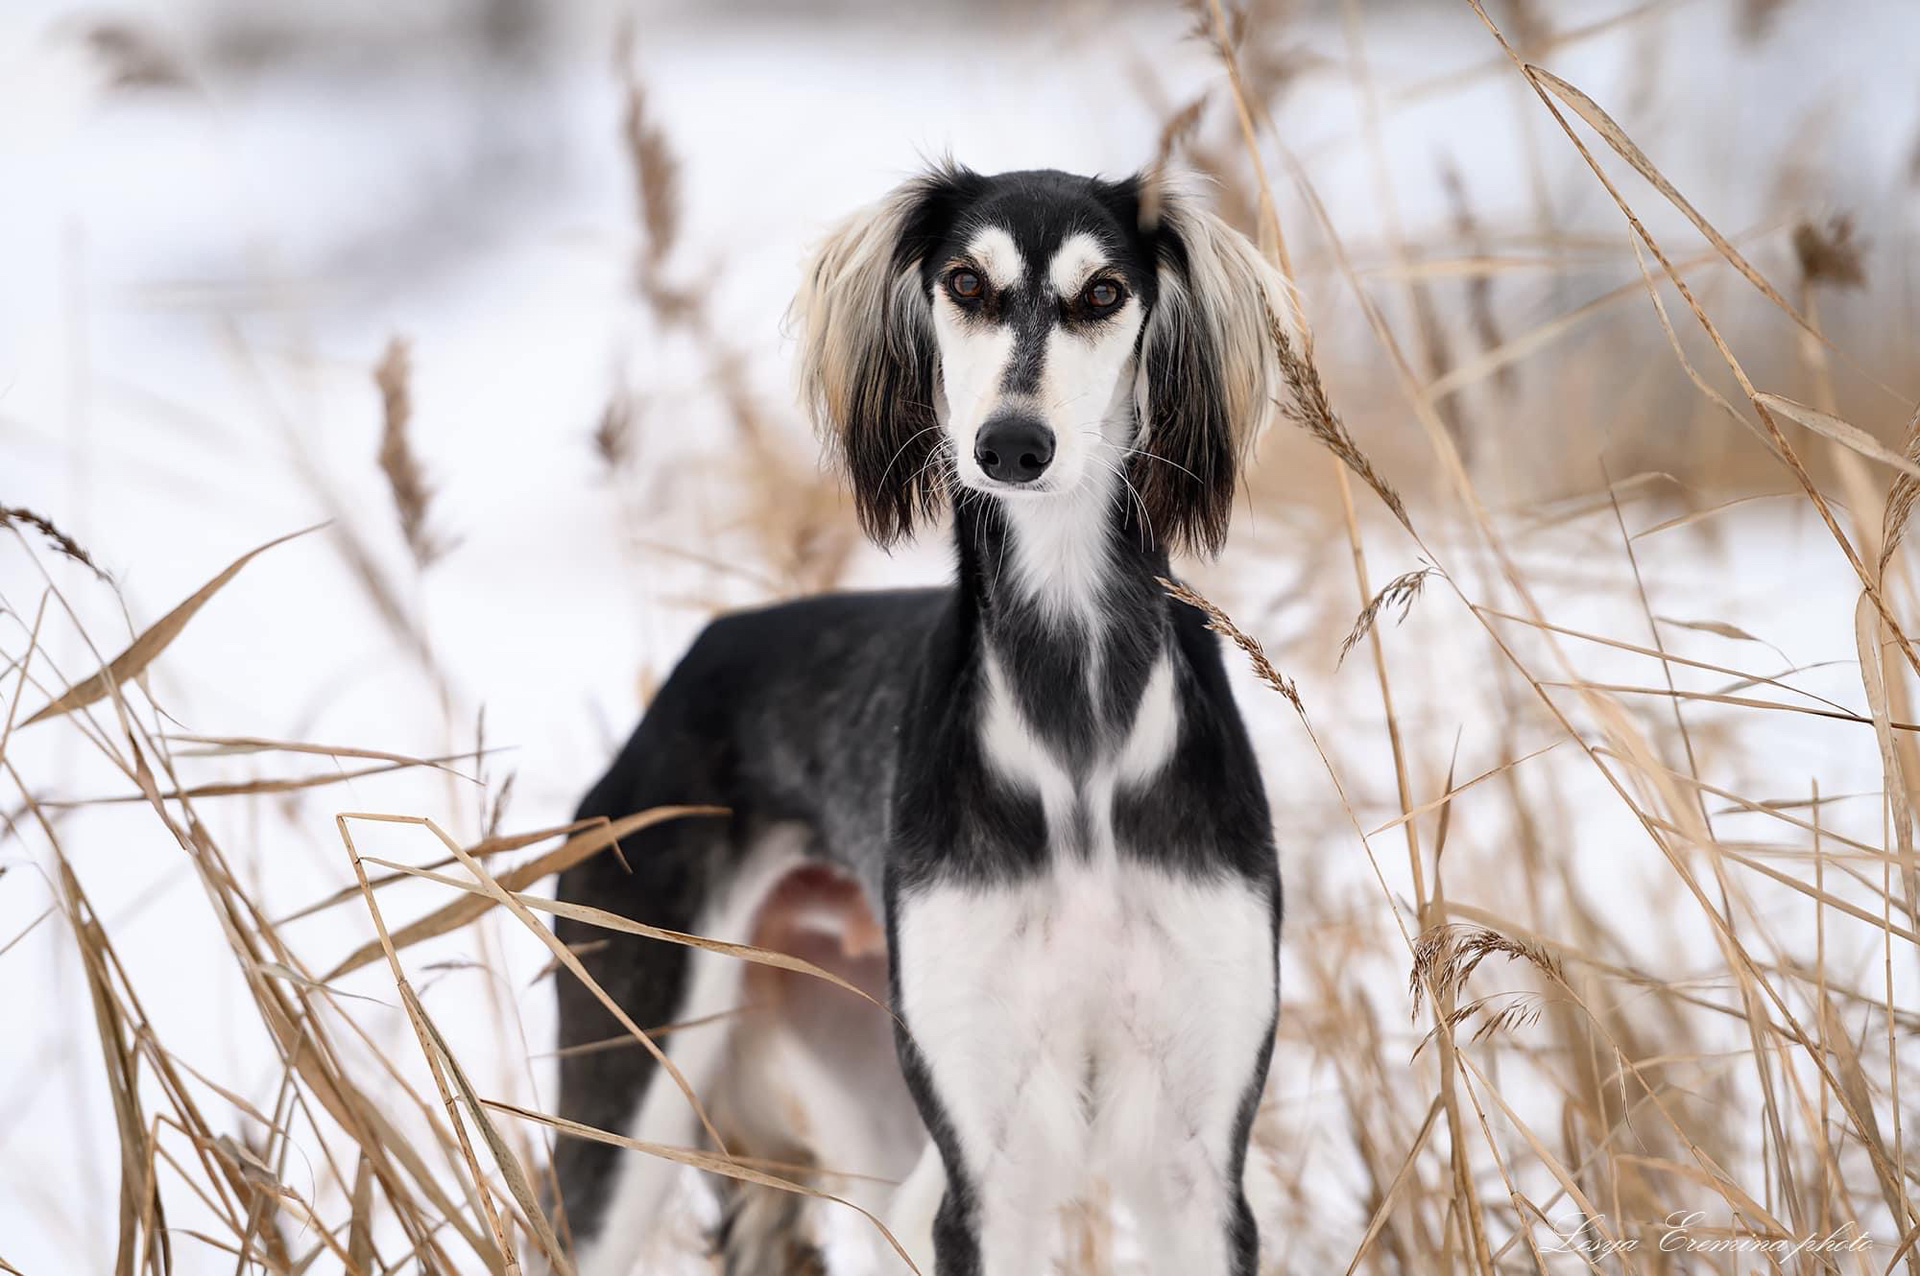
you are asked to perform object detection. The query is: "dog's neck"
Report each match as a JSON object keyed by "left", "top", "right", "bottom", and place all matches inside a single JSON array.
[{"left": 950, "top": 463, "right": 1174, "bottom": 758}]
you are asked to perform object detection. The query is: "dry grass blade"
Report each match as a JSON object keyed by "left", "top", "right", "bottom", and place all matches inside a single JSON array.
[
  {"left": 1197, "top": 0, "right": 1288, "bottom": 272},
  {"left": 593, "top": 383, "right": 638, "bottom": 473},
  {"left": 1158, "top": 576, "right": 1303, "bottom": 713},
  {"left": 622, "top": 80, "right": 681, "bottom": 273},
  {"left": 1630, "top": 491, "right": 1800, "bottom": 539},
  {"left": 407, "top": 987, "right": 573, "bottom": 1275},
  {"left": 283, "top": 813, "right": 642, "bottom": 926},
  {"left": 1366, "top": 742, "right": 1561, "bottom": 837},
  {"left": 1342, "top": 1097, "right": 1442, "bottom": 1276},
  {"left": 325, "top": 806, "right": 724, "bottom": 980},
  {"left": 0, "top": 905, "right": 56, "bottom": 961},
  {"left": 1543, "top": 680, "right": 1920, "bottom": 732},
  {"left": 1852, "top": 587, "right": 1920, "bottom": 947},
  {"left": 165, "top": 733, "right": 483, "bottom": 777},
  {"left": 481, "top": 1099, "right": 922, "bottom": 1275},
  {"left": 338, "top": 812, "right": 733, "bottom": 1166},
  {"left": 1264, "top": 305, "right": 1412, "bottom": 533},
  {"left": 356, "top": 852, "right": 899, "bottom": 1024},
  {"left": 46, "top": 751, "right": 485, "bottom": 807},
  {"left": 374, "top": 337, "right": 449, "bottom": 569},
  {"left": 347, "top": 1155, "right": 374, "bottom": 1271},
  {"left": 1525, "top": 65, "right": 1807, "bottom": 331},
  {"left": 1713, "top": 849, "right": 1920, "bottom": 944},
  {"left": 1655, "top": 616, "right": 1767, "bottom": 644},
  {"left": 1622, "top": 232, "right": 1772, "bottom": 448},
  {"left": 1425, "top": 238, "right": 1746, "bottom": 403},
  {"left": 1755, "top": 394, "right": 1920, "bottom": 480},
  {"left": 1409, "top": 924, "right": 1566, "bottom": 1022},
  {"left": 1820, "top": 995, "right": 1916, "bottom": 1261},
  {"left": 1477, "top": 606, "right": 1842, "bottom": 711},
  {"left": 1, "top": 505, "right": 108, "bottom": 579},
  {"left": 1881, "top": 402, "right": 1920, "bottom": 573},
  {"left": 1338, "top": 566, "right": 1437, "bottom": 665},
  {"left": 62, "top": 860, "right": 157, "bottom": 1276},
  {"left": 210, "top": 1134, "right": 295, "bottom": 1272},
  {"left": 21, "top": 523, "right": 322, "bottom": 727},
  {"left": 336, "top": 819, "right": 522, "bottom": 1275}
]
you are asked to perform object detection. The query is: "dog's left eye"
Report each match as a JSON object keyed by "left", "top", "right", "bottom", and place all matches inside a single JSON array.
[
  {"left": 947, "top": 269, "right": 985, "bottom": 301},
  {"left": 1082, "top": 279, "right": 1126, "bottom": 312}
]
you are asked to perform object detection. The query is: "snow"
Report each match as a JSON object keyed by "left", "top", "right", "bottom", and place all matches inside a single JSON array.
[{"left": 3, "top": 0, "right": 1918, "bottom": 1271}]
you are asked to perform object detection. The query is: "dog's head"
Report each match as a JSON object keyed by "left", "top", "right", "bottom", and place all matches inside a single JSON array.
[{"left": 795, "top": 164, "right": 1293, "bottom": 556}]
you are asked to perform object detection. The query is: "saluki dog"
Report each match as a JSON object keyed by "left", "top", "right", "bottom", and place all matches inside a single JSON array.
[{"left": 554, "top": 163, "right": 1290, "bottom": 1276}]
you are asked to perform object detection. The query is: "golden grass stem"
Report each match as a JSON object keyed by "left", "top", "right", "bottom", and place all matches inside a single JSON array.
[{"left": 336, "top": 816, "right": 523, "bottom": 1275}]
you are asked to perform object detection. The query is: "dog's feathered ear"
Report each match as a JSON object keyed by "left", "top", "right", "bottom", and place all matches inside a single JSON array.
[
  {"left": 1131, "top": 173, "right": 1297, "bottom": 557},
  {"left": 794, "top": 167, "right": 974, "bottom": 547}
]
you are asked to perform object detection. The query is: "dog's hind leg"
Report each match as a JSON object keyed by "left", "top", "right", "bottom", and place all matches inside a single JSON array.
[
  {"left": 556, "top": 824, "right": 812, "bottom": 1276},
  {"left": 708, "top": 863, "right": 927, "bottom": 1275},
  {"left": 884, "top": 1144, "right": 945, "bottom": 1274},
  {"left": 711, "top": 1173, "right": 827, "bottom": 1276}
]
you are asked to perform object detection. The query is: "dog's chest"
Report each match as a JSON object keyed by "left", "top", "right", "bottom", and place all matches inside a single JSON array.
[
  {"left": 893, "top": 858, "right": 1277, "bottom": 1178},
  {"left": 977, "top": 643, "right": 1179, "bottom": 860},
  {"left": 891, "top": 641, "right": 1277, "bottom": 1175}
]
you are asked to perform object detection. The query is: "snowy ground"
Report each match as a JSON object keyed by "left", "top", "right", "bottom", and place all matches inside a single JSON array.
[{"left": 4, "top": 1, "right": 1919, "bottom": 1272}]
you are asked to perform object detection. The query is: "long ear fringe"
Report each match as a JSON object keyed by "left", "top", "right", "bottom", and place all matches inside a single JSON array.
[
  {"left": 792, "top": 169, "right": 964, "bottom": 546},
  {"left": 1160, "top": 182, "right": 1300, "bottom": 457},
  {"left": 1133, "top": 172, "right": 1299, "bottom": 557}
]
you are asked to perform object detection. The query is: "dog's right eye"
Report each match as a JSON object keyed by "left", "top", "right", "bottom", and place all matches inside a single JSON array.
[{"left": 946, "top": 269, "right": 985, "bottom": 302}]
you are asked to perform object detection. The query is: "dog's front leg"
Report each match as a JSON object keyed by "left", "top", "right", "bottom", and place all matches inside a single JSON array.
[
  {"left": 890, "top": 880, "right": 1084, "bottom": 1275},
  {"left": 1094, "top": 871, "right": 1280, "bottom": 1276}
]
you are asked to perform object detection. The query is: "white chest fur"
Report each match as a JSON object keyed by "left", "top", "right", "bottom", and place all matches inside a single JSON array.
[
  {"left": 891, "top": 645, "right": 1278, "bottom": 1270},
  {"left": 893, "top": 860, "right": 1277, "bottom": 1268}
]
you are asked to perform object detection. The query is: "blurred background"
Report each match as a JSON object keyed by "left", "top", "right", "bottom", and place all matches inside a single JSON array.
[{"left": 4, "top": 0, "right": 1920, "bottom": 1272}]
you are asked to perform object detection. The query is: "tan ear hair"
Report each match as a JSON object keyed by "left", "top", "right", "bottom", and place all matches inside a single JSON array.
[
  {"left": 1131, "top": 174, "right": 1298, "bottom": 556},
  {"left": 792, "top": 176, "right": 949, "bottom": 546}
]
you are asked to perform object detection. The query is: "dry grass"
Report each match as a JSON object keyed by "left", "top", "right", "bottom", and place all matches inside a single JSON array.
[
  {"left": 6, "top": 1, "right": 1920, "bottom": 1273},
  {"left": 0, "top": 507, "right": 107, "bottom": 581},
  {"left": 373, "top": 337, "right": 451, "bottom": 572}
]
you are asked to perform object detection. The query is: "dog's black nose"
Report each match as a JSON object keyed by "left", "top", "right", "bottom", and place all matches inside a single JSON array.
[{"left": 973, "top": 413, "right": 1055, "bottom": 484}]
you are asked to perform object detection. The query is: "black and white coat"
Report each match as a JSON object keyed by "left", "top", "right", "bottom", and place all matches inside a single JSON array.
[{"left": 554, "top": 165, "right": 1291, "bottom": 1276}]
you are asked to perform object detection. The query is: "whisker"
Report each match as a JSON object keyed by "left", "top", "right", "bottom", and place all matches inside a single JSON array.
[
  {"left": 879, "top": 425, "right": 947, "bottom": 486},
  {"left": 1044, "top": 387, "right": 1096, "bottom": 414},
  {"left": 904, "top": 438, "right": 956, "bottom": 505},
  {"left": 1085, "top": 451, "right": 1155, "bottom": 547},
  {"left": 1093, "top": 439, "right": 1204, "bottom": 488}
]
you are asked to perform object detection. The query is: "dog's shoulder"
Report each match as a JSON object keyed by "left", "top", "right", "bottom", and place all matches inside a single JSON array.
[{"left": 683, "top": 588, "right": 949, "bottom": 673}]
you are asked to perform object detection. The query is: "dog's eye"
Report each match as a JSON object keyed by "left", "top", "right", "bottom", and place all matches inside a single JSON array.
[
  {"left": 1082, "top": 279, "right": 1125, "bottom": 312},
  {"left": 947, "top": 269, "right": 985, "bottom": 301}
]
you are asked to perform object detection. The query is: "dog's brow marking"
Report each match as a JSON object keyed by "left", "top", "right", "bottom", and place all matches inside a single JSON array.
[
  {"left": 1047, "top": 232, "right": 1110, "bottom": 297},
  {"left": 966, "top": 227, "right": 1026, "bottom": 292}
]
